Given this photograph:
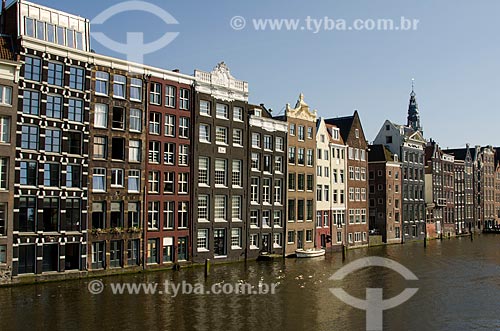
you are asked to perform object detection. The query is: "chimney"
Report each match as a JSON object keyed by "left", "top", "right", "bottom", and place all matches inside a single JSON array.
[{"left": 173, "top": 69, "right": 180, "bottom": 73}]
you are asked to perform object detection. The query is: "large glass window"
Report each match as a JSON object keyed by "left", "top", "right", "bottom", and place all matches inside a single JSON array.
[
  {"left": 46, "top": 95, "right": 62, "bottom": 119},
  {"left": 68, "top": 99, "right": 84, "bottom": 123},
  {"left": 24, "top": 57, "right": 41, "bottom": 81},
  {"left": 48, "top": 62, "right": 64, "bottom": 86},
  {"left": 69, "top": 67, "right": 84, "bottom": 90},
  {"left": 23, "top": 90, "right": 40, "bottom": 115}
]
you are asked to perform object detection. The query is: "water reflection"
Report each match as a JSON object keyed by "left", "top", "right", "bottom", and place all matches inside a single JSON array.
[{"left": 0, "top": 236, "right": 498, "bottom": 331}]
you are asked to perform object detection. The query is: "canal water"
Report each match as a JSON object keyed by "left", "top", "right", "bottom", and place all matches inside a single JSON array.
[{"left": 0, "top": 235, "right": 499, "bottom": 331}]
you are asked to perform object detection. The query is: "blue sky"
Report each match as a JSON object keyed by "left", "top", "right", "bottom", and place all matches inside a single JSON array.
[{"left": 27, "top": 0, "right": 500, "bottom": 148}]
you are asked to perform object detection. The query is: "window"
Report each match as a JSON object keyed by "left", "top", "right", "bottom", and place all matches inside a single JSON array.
[
  {"left": 66, "top": 164, "right": 81, "bottom": 188},
  {"left": 231, "top": 229, "right": 242, "bottom": 249},
  {"left": 128, "top": 170, "right": 140, "bottom": 193},
  {"left": 355, "top": 129, "right": 360, "bottom": 138},
  {"left": 200, "top": 100, "right": 210, "bottom": 115},
  {"left": 149, "top": 112, "right": 161, "bottom": 134},
  {"left": 263, "top": 178, "right": 271, "bottom": 203},
  {"left": 45, "top": 129, "right": 61, "bottom": 153},
  {"left": 163, "top": 172, "right": 174, "bottom": 193},
  {"left": 179, "top": 117, "right": 189, "bottom": 138},
  {"left": 68, "top": 131, "right": 82, "bottom": 155},
  {"left": 43, "top": 163, "right": 60, "bottom": 187},
  {"left": 19, "top": 197, "right": 36, "bottom": 232},
  {"left": 233, "top": 129, "right": 242, "bottom": 146},
  {"left": 317, "top": 185, "right": 323, "bottom": 201},
  {"left": 0, "top": 86, "right": 12, "bottom": 106},
  {"left": 112, "top": 107, "right": 125, "bottom": 129},
  {"left": 25, "top": 17, "right": 35, "bottom": 37},
  {"left": 198, "top": 195, "right": 209, "bottom": 220},
  {"left": 129, "top": 140, "right": 141, "bottom": 162},
  {"left": 297, "top": 173, "right": 305, "bottom": 191},
  {"left": 113, "top": 75, "right": 126, "bottom": 98},
  {"left": 264, "top": 135, "right": 273, "bottom": 150},
  {"left": 23, "top": 90, "right": 40, "bottom": 115},
  {"left": 288, "top": 231, "right": 295, "bottom": 244},
  {"left": 147, "top": 239, "right": 158, "bottom": 264},
  {"left": 0, "top": 203, "right": 7, "bottom": 237},
  {"left": 288, "top": 200, "right": 296, "bottom": 221},
  {"left": 150, "top": 82, "right": 161, "bottom": 104},
  {"left": 307, "top": 174, "right": 314, "bottom": 191},
  {"left": 215, "top": 159, "right": 227, "bottom": 186},
  {"left": 252, "top": 133, "right": 261, "bottom": 148},
  {"left": 164, "top": 114, "right": 175, "bottom": 136},
  {"left": 92, "top": 168, "right": 106, "bottom": 192},
  {"left": 163, "top": 142, "right": 174, "bottom": 164},
  {"left": 109, "top": 241, "right": 122, "bottom": 268},
  {"left": 165, "top": 85, "right": 176, "bottom": 107},
  {"left": 232, "top": 160, "right": 242, "bottom": 187},
  {"left": 289, "top": 147, "right": 296, "bottom": 164},
  {"left": 179, "top": 89, "right": 190, "bottom": 110},
  {"left": 127, "top": 239, "right": 140, "bottom": 266},
  {"left": 20, "top": 161, "right": 37, "bottom": 186},
  {"left": 68, "top": 98, "right": 84, "bottom": 123},
  {"left": 199, "top": 157, "right": 209, "bottom": 186},
  {"left": 290, "top": 124, "right": 296, "bottom": 136},
  {"left": 216, "top": 126, "right": 228, "bottom": 144},
  {"left": 69, "top": 67, "right": 84, "bottom": 90},
  {"left": 275, "top": 156, "right": 283, "bottom": 173},
  {"left": 250, "top": 210, "right": 259, "bottom": 227},
  {"left": 111, "top": 137, "right": 125, "bottom": 160},
  {"left": 198, "top": 229, "right": 209, "bottom": 251},
  {"left": 307, "top": 150, "right": 315, "bottom": 166},
  {"left": 298, "top": 148, "right": 305, "bottom": 165},
  {"left": 0, "top": 158, "right": 7, "bottom": 190},
  {"left": 163, "top": 201, "right": 175, "bottom": 229},
  {"left": 214, "top": 229, "right": 226, "bottom": 256},
  {"left": 298, "top": 126, "right": 305, "bottom": 140},
  {"left": 307, "top": 127, "right": 313, "bottom": 139},
  {"left": 147, "top": 141, "right": 160, "bottom": 164},
  {"left": 66, "top": 29, "right": 75, "bottom": 48},
  {"left": 288, "top": 173, "right": 296, "bottom": 190},
  {"left": 91, "top": 242, "right": 105, "bottom": 269},
  {"left": 95, "top": 71, "right": 109, "bottom": 95},
  {"left": 178, "top": 201, "right": 189, "bottom": 228},
  {"left": 42, "top": 197, "right": 59, "bottom": 232},
  {"left": 276, "top": 137, "right": 284, "bottom": 151},
  {"left": 199, "top": 124, "right": 210, "bottom": 143},
  {"left": 274, "top": 210, "right": 282, "bottom": 227},
  {"left": 24, "top": 56, "right": 41, "bottom": 81},
  {"left": 148, "top": 202, "right": 160, "bottom": 229},
  {"left": 216, "top": 103, "right": 229, "bottom": 119},
  {"left": 264, "top": 155, "right": 272, "bottom": 174},
  {"left": 130, "top": 109, "right": 142, "bottom": 132},
  {"left": 251, "top": 177, "right": 259, "bottom": 203},
  {"left": 233, "top": 106, "right": 243, "bottom": 121},
  {"left": 110, "top": 202, "right": 123, "bottom": 228},
  {"left": 232, "top": 196, "right": 242, "bottom": 220},
  {"left": 214, "top": 195, "right": 227, "bottom": 220},
  {"left": 274, "top": 179, "right": 282, "bottom": 204},
  {"left": 93, "top": 136, "right": 107, "bottom": 159},
  {"left": 148, "top": 171, "right": 160, "bottom": 193},
  {"left": 130, "top": 78, "right": 142, "bottom": 101},
  {"left": 306, "top": 230, "right": 313, "bottom": 242},
  {"left": 178, "top": 173, "right": 188, "bottom": 194},
  {"left": 111, "top": 169, "right": 124, "bottom": 187},
  {"left": 251, "top": 153, "right": 260, "bottom": 171},
  {"left": 0, "top": 116, "right": 10, "bottom": 143},
  {"left": 94, "top": 104, "right": 108, "bottom": 128}
]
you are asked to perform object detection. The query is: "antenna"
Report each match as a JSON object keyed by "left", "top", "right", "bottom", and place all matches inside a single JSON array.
[{"left": 411, "top": 78, "right": 415, "bottom": 92}]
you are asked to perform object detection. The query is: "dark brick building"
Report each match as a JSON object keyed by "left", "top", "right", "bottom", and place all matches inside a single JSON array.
[
  {"left": 192, "top": 63, "right": 249, "bottom": 263},
  {"left": 326, "top": 111, "right": 369, "bottom": 247},
  {"left": 368, "top": 144, "right": 402, "bottom": 244},
  {"left": 247, "top": 104, "right": 287, "bottom": 258},
  {"left": 144, "top": 71, "right": 194, "bottom": 267}
]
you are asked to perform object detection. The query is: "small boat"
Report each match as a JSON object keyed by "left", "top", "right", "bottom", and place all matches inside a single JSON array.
[{"left": 295, "top": 248, "right": 326, "bottom": 258}]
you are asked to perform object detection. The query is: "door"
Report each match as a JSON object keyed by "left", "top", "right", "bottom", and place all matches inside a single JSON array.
[
  {"left": 214, "top": 229, "right": 226, "bottom": 256},
  {"left": 297, "top": 231, "right": 304, "bottom": 249},
  {"left": 262, "top": 234, "right": 271, "bottom": 253},
  {"left": 177, "top": 237, "right": 187, "bottom": 261}
]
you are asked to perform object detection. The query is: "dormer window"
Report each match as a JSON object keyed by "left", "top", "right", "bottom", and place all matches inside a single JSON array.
[{"left": 254, "top": 108, "right": 262, "bottom": 117}]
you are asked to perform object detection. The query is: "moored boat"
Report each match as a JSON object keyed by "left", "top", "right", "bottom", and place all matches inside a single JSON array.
[{"left": 295, "top": 248, "right": 326, "bottom": 258}]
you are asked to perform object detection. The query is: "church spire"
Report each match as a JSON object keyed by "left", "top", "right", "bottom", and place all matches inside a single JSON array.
[{"left": 407, "top": 79, "right": 422, "bottom": 133}]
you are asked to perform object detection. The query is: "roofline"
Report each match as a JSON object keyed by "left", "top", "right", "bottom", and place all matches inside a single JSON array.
[
  {"left": 11, "top": 0, "right": 89, "bottom": 22},
  {"left": 21, "top": 37, "right": 195, "bottom": 83}
]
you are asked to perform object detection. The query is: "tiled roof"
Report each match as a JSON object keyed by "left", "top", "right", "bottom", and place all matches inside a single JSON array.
[
  {"left": 325, "top": 114, "right": 355, "bottom": 143},
  {"left": 369, "top": 144, "right": 395, "bottom": 162},
  {"left": 0, "top": 34, "right": 15, "bottom": 61}
]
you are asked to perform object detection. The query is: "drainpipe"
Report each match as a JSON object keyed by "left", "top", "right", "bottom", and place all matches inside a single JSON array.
[{"left": 142, "top": 73, "right": 151, "bottom": 270}]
